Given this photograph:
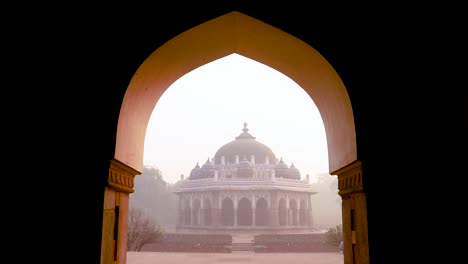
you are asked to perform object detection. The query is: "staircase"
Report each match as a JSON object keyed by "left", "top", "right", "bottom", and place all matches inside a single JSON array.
[
  {"left": 230, "top": 234, "right": 256, "bottom": 252},
  {"left": 230, "top": 242, "right": 255, "bottom": 252}
]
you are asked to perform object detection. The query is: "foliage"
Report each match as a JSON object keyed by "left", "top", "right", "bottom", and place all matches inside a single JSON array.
[
  {"left": 309, "top": 173, "right": 342, "bottom": 228},
  {"left": 129, "top": 165, "right": 178, "bottom": 225},
  {"left": 127, "top": 207, "right": 164, "bottom": 252},
  {"left": 325, "top": 224, "right": 343, "bottom": 246}
]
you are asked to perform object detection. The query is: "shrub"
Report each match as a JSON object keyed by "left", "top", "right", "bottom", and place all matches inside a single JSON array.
[{"left": 325, "top": 224, "right": 343, "bottom": 246}]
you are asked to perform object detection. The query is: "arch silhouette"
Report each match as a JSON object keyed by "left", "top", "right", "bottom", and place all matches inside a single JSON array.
[
  {"left": 237, "top": 198, "right": 253, "bottom": 226},
  {"left": 203, "top": 198, "right": 212, "bottom": 226},
  {"left": 192, "top": 199, "right": 201, "bottom": 226},
  {"left": 221, "top": 198, "right": 234, "bottom": 226},
  {"left": 255, "top": 198, "right": 269, "bottom": 226},
  {"left": 115, "top": 11, "right": 357, "bottom": 174}
]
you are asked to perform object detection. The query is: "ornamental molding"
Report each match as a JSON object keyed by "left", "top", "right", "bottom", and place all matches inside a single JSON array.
[
  {"left": 108, "top": 159, "right": 140, "bottom": 193},
  {"left": 332, "top": 160, "right": 363, "bottom": 197}
]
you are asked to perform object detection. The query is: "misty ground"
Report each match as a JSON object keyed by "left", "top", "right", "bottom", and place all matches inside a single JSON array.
[
  {"left": 129, "top": 230, "right": 343, "bottom": 264},
  {"left": 127, "top": 252, "right": 344, "bottom": 264}
]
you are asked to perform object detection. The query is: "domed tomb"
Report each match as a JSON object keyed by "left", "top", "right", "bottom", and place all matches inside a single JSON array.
[
  {"left": 214, "top": 122, "right": 277, "bottom": 165},
  {"left": 175, "top": 122, "right": 317, "bottom": 234}
]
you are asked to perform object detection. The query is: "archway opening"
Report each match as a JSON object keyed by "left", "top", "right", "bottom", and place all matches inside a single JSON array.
[
  {"left": 203, "top": 198, "right": 212, "bottom": 226},
  {"left": 221, "top": 198, "right": 235, "bottom": 226},
  {"left": 192, "top": 199, "right": 201, "bottom": 226},
  {"left": 279, "top": 198, "right": 287, "bottom": 226},
  {"left": 299, "top": 199, "right": 307, "bottom": 226},
  {"left": 237, "top": 198, "right": 253, "bottom": 226},
  {"left": 114, "top": 10, "right": 361, "bottom": 264},
  {"left": 255, "top": 198, "right": 268, "bottom": 226},
  {"left": 289, "top": 199, "right": 298, "bottom": 226},
  {"left": 183, "top": 199, "right": 191, "bottom": 225}
]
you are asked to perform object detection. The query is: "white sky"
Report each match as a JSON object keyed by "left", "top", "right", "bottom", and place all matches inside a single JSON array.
[{"left": 143, "top": 53, "right": 329, "bottom": 184}]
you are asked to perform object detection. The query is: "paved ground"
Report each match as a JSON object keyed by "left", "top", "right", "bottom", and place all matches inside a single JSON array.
[{"left": 126, "top": 252, "right": 344, "bottom": 264}]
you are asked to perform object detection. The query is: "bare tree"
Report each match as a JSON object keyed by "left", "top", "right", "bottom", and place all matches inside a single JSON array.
[{"left": 127, "top": 207, "right": 164, "bottom": 251}]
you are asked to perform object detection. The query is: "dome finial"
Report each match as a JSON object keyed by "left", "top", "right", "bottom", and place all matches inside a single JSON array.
[
  {"left": 235, "top": 122, "right": 256, "bottom": 140},
  {"left": 243, "top": 122, "right": 248, "bottom": 133}
]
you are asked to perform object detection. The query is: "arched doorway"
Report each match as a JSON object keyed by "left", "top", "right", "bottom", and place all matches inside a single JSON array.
[
  {"left": 183, "top": 199, "right": 191, "bottom": 225},
  {"left": 255, "top": 198, "right": 268, "bottom": 226},
  {"left": 237, "top": 198, "right": 252, "bottom": 226},
  {"left": 221, "top": 198, "right": 234, "bottom": 226},
  {"left": 192, "top": 198, "right": 201, "bottom": 226},
  {"left": 203, "top": 198, "right": 211, "bottom": 226},
  {"left": 279, "top": 198, "right": 287, "bottom": 226},
  {"left": 299, "top": 199, "right": 307, "bottom": 226},
  {"left": 289, "top": 199, "right": 298, "bottom": 226},
  {"left": 110, "top": 11, "right": 367, "bottom": 264}
]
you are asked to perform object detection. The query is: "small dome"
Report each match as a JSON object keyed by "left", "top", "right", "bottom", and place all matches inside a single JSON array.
[
  {"left": 288, "top": 163, "right": 301, "bottom": 179},
  {"left": 274, "top": 158, "right": 289, "bottom": 178},
  {"left": 199, "top": 158, "right": 216, "bottom": 178},
  {"left": 237, "top": 156, "right": 255, "bottom": 178},
  {"left": 189, "top": 162, "right": 201, "bottom": 180}
]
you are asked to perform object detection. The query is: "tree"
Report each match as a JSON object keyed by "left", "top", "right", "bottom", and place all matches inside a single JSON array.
[
  {"left": 309, "top": 173, "right": 342, "bottom": 229},
  {"left": 127, "top": 207, "right": 164, "bottom": 251},
  {"left": 325, "top": 224, "right": 343, "bottom": 246},
  {"left": 129, "top": 165, "right": 178, "bottom": 225}
]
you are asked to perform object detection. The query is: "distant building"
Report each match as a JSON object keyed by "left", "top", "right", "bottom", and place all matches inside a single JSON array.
[{"left": 175, "top": 123, "right": 317, "bottom": 233}]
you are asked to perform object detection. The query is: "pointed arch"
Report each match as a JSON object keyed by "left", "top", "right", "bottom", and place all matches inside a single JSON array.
[
  {"left": 221, "top": 198, "right": 234, "bottom": 226},
  {"left": 183, "top": 199, "right": 191, "bottom": 225},
  {"left": 255, "top": 198, "right": 269, "bottom": 226},
  {"left": 203, "top": 198, "right": 212, "bottom": 226},
  {"left": 237, "top": 198, "right": 252, "bottom": 226},
  {"left": 289, "top": 199, "right": 298, "bottom": 226},
  {"left": 115, "top": 11, "right": 357, "bottom": 174},
  {"left": 111, "top": 10, "right": 363, "bottom": 263},
  {"left": 192, "top": 198, "right": 201, "bottom": 226},
  {"left": 279, "top": 198, "right": 287, "bottom": 226}
]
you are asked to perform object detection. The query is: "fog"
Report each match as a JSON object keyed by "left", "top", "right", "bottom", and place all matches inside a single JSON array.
[{"left": 139, "top": 53, "right": 341, "bottom": 230}]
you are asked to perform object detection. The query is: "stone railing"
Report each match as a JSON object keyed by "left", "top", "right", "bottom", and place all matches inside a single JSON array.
[
  {"left": 253, "top": 234, "right": 338, "bottom": 253},
  {"left": 219, "top": 175, "right": 272, "bottom": 181},
  {"left": 274, "top": 177, "right": 308, "bottom": 184},
  {"left": 140, "top": 233, "right": 232, "bottom": 253},
  {"left": 177, "top": 176, "right": 312, "bottom": 192}
]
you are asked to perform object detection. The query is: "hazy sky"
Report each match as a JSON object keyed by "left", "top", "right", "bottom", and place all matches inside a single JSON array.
[{"left": 143, "top": 53, "right": 329, "bottom": 184}]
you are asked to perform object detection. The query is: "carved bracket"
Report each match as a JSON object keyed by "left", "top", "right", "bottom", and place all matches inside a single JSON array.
[
  {"left": 108, "top": 159, "right": 140, "bottom": 193},
  {"left": 332, "top": 160, "right": 363, "bottom": 197}
]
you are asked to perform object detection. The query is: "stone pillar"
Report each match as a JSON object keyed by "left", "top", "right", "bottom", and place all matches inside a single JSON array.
[
  {"left": 333, "top": 160, "right": 369, "bottom": 264},
  {"left": 234, "top": 207, "right": 238, "bottom": 227},
  {"left": 189, "top": 197, "right": 193, "bottom": 226},
  {"left": 234, "top": 194, "right": 238, "bottom": 226},
  {"left": 198, "top": 208, "right": 202, "bottom": 226},
  {"left": 177, "top": 194, "right": 183, "bottom": 225},
  {"left": 308, "top": 208, "right": 314, "bottom": 227},
  {"left": 252, "top": 207, "right": 256, "bottom": 226},
  {"left": 251, "top": 194, "right": 256, "bottom": 226},
  {"left": 268, "top": 191, "right": 279, "bottom": 227},
  {"left": 307, "top": 194, "right": 314, "bottom": 227},
  {"left": 101, "top": 159, "right": 139, "bottom": 264},
  {"left": 295, "top": 208, "right": 300, "bottom": 226},
  {"left": 211, "top": 191, "right": 221, "bottom": 227}
]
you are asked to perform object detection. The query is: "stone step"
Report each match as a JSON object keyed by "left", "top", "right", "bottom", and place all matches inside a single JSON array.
[{"left": 230, "top": 242, "right": 255, "bottom": 251}]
